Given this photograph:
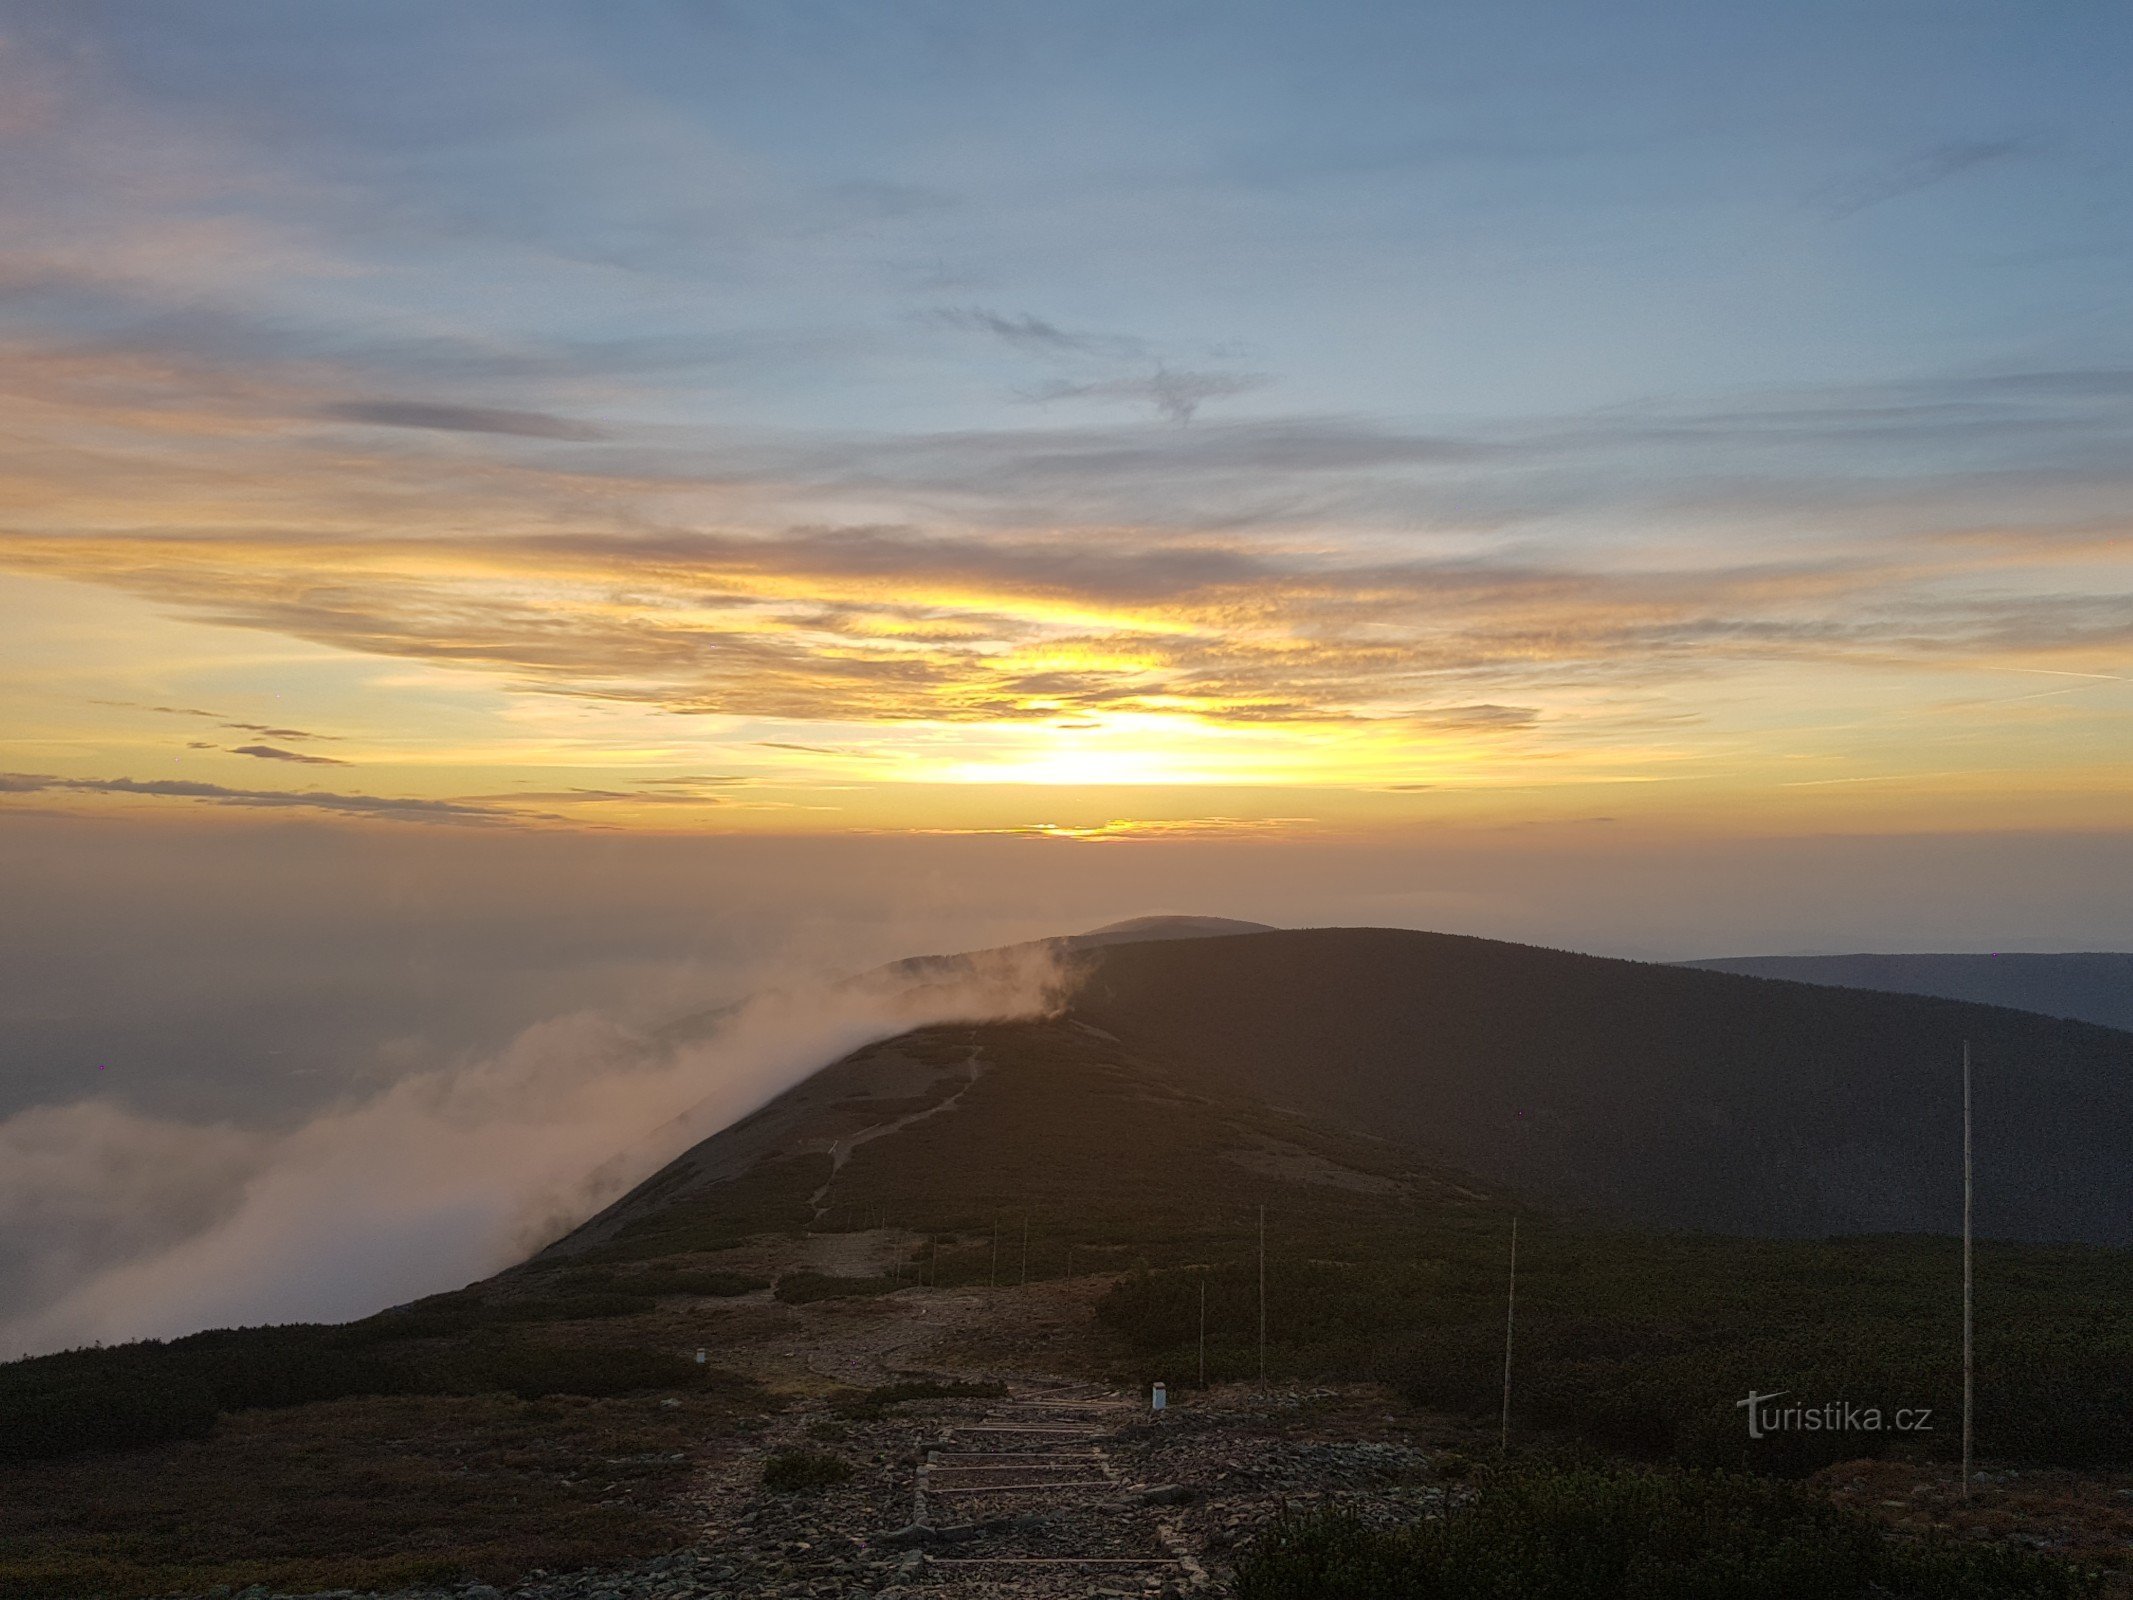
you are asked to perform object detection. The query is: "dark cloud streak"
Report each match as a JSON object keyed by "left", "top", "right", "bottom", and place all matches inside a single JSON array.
[
  {"left": 228, "top": 744, "right": 349, "bottom": 766},
  {"left": 320, "top": 399, "right": 607, "bottom": 440},
  {"left": 0, "top": 773, "right": 540, "bottom": 825},
  {"left": 1023, "top": 366, "right": 1268, "bottom": 424},
  {"left": 1814, "top": 136, "right": 2037, "bottom": 218}
]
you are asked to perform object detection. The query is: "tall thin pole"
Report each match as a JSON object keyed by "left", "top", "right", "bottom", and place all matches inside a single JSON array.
[
  {"left": 1500, "top": 1213, "right": 1518, "bottom": 1455},
  {"left": 990, "top": 1211, "right": 999, "bottom": 1287},
  {"left": 1257, "top": 1205, "right": 1268, "bottom": 1386},
  {"left": 1197, "top": 1270, "right": 1208, "bottom": 1387},
  {"left": 1962, "top": 1039, "right": 1973, "bottom": 1500}
]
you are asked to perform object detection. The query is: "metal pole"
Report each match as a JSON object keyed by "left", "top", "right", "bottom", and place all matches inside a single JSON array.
[
  {"left": 1500, "top": 1213, "right": 1518, "bottom": 1455},
  {"left": 1963, "top": 1040, "right": 1973, "bottom": 1500},
  {"left": 1257, "top": 1204, "right": 1268, "bottom": 1386},
  {"left": 1197, "top": 1269, "right": 1208, "bottom": 1388}
]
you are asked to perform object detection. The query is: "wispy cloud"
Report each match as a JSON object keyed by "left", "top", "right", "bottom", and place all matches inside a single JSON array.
[
  {"left": 930, "top": 306, "right": 1150, "bottom": 360},
  {"left": 319, "top": 399, "right": 607, "bottom": 440},
  {"left": 0, "top": 773, "right": 539, "bottom": 826},
  {"left": 227, "top": 744, "right": 349, "bottom": 766},
  {"left": 1813, "top": 136, "right": 2037, "bottom": 218},
  {"left": 89, "top": 701, "right": 339, "bottom": 742},
  {"left": 225, "top": 723, "right": 337, "bottom": 742},
  {"left": 1023, "top": 366, "right": 1268, "bottom": 424},
  {"left": 11, "top": 513, "right": 2122, "bottom": 744}
]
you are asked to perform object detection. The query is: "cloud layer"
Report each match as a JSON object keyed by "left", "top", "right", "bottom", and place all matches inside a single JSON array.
[
  {"left": 0, "top": 6, "right": 2127, "bottom": 824},
  {"left": 0, "top": 943, "right": 1066, "bottom": 1356}
]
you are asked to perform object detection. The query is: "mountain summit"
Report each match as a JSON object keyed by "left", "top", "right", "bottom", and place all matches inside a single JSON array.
[
  {"left": 1067, "top": 914, "right": 1275, "bottom": 946},
  {"left": 583, "top": 924, "right": 2133, "bottom": 1255}
]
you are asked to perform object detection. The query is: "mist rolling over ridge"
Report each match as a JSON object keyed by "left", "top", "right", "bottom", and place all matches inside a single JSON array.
[{"left": 0, "top": 942, "right": 1066, "bottom": 1358}]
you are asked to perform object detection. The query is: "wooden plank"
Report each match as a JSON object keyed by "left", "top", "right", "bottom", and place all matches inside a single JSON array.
[
  {"left": 931, "top": 1451, "right": 1107, "bottom": 1460},
  {"left": 928, "top": 1480, "right": 1115, "bottom": 1493},
  {"left": 925, "top": 1557, "right": 1180, "bottom": 1566},
  {"left": 954, "top": 1424, "right": 1103, "bottom": 1433}
]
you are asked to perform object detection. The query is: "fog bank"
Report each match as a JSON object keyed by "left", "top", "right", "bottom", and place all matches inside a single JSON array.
[{"left": 0, "top": 945, "right": 1064, "bottom": 1358}]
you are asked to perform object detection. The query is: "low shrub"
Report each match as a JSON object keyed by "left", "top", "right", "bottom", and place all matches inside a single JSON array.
[
  {"left": 336, "top": 1288, "right": 654, "bottom": 1341},
  {"left": 829, "top": 1379, "right": 1005, "bottom": 1419},
  {"left": 1101, "top": 1233, "right": 2133, "bottom": 1474},
  {"left": 759, "top": 1449, "right": 854, "bottom": 1492},
  {"left": 0, "top": 1360, "right": 220, "bottom": 1462},
  {"left": 1233, "top": 1464, "right": 2093, "bottom": 1600},
  {"left": 625, "top": 1269, "right": 770, "bottom": 1298},
  {"left": 423, "top": 1341, "right": 707, "bottom": 1401},
  {"left": 0, "top": 1326, "right": 717, "bottom": 1462},
  {"left": 496, "top": 1293, "right": 660, "bottom": 1323},
  {"left": 773, "top": 1272, "right": 903, "bottom": 1304}
]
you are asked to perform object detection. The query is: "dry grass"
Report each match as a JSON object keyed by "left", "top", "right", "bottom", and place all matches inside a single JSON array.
[{"left": 0, "top": 1387, "right": 764, "bottom": 1599}]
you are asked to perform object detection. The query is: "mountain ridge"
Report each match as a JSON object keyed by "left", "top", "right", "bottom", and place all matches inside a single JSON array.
[
  {"left": 1685, "top": 951, "right": 2133, "bottom": 1035},
  {"left": 605, "top": 922, "right": 2133, "bottom": 1254}
]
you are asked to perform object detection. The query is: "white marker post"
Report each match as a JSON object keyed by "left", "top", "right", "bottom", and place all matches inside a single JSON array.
[
  {"left": 1962, "top": 1039, "right": 1973, "bottom": 1500},
  {"left": 1197, "top": 1268, "right": 1208, "bottom": 1388},
  {"left": 1500, "top": 1213, "right": 1518, "bottom": 1456},
  {"left": 1257, "top": 1205, "right": 1268, "bottom": 1387}
]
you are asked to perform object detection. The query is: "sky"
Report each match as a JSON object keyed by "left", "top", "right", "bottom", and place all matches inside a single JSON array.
[
  {"left": 1, "top": 0, "right": 2127, "bottom": 847},
  {"left": 1, "top": 0, "right": 2130, "bottom": 1346}
]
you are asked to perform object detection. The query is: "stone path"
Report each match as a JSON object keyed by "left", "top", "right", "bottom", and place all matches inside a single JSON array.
[{"left": 889, "top": 1384, "right": 1206, "bottom": 1599}]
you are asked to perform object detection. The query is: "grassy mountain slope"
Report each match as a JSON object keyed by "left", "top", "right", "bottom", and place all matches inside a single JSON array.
[
  {"left": 545, "top": 1015, "right": 1501, "bottom": 1270},
  {"left": 1068, "top": 927, "right": 2133, "bottom": 1243},
  {"left": 543, "top": 1012, "right": 2133, "bottom": 1479}
]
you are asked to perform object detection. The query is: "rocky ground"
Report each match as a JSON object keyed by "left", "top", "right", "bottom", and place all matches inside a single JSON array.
[
  {"left": 173, "top": 1267, "right": 1478, "bottom": 1600},
  {"left": 214, "top": 1385, "right": 1450, "bottom": 1600},
  {"left": 171, "top": 1266, "right": 2133, "bottom": 1600}
]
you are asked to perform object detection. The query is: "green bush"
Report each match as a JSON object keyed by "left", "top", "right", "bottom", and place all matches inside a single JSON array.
[
  {"left": 1099, "top": 1232, "right": 2133, "bottom": 1473},
  {"left": 495, "top": 1292, "right": 660, "bottom": 1323},
  {"left": 773, "top": 1271, "right": 903, "bottom": 1304},
  {"left": 625, "top": 1269, "right": 770, "bottom": 1298},
  {"left": 335, "top": 1288, "right": 655, "bottom": 1341},
  {"left": 759, "top": 1449, "right": 854, "bottom": 1492},
  {"left": 424, "top": 1342, "right": 705, "bottom": 1401},
  {"left": 1234, "top": 1465, "right": 2093, "bottom": 1600},
  {"left": 0, "top": 1326, "right": 717, "bottom": 1462},
  {"left": 0, "top": 1358, "right": 220, "bottom": 1462},
  {"left": 829, "top": 1379, "right": 1005, "bottom": 1418}
]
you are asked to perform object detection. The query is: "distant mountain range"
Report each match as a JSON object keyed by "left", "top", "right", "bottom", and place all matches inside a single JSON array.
[
  {"left": 1684, "top": 953, "right": 2133, "bottom": 1035},
  {"left": 580, "top": 922, "right": 2133, "bottom": 1257}
]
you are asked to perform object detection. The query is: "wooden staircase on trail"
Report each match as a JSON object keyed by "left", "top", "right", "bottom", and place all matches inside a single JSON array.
[{"left": 902, "top": 1383, "right": 1207, "bottom": 1594}]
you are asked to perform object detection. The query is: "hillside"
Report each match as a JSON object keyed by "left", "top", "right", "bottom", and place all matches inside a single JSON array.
[
  {"left": 1686, "top": 952, "right": 2133, "bottom": 1035},
  {"left": 635, "top": 924, "right": 2133, "bottom": 1248},
  {"left": 1066, "top": 927, "right": 2133, "bottom": 1244},
  {"left": 16, "top": 941, "right": 2133, "bottom": 1597},
  {"left": 544, "top": 1012, "right": 1492, "bottom": 1266}
]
